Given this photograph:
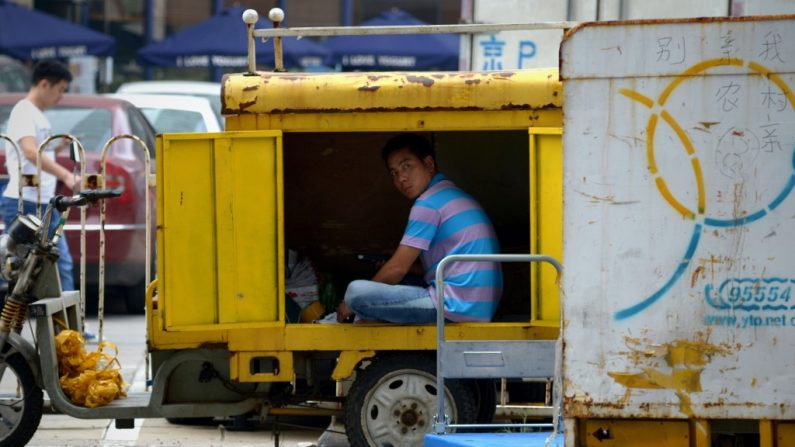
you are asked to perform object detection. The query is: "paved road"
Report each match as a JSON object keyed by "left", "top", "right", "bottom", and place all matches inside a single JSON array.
[{"left": 22, "top": 311, "right": 346, "bottom": 446}]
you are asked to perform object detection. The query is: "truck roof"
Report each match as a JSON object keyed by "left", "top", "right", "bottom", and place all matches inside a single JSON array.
[{"left": 221, "top": 68, "right": 561, "bottom": 115}]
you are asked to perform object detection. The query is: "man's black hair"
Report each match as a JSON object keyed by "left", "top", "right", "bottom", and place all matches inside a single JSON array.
[
  {"left": 381, "top": 133, "right": 436, "bottom": 166},
  {"left": 31, "top": 60, "right": 72, "bottom": 87}
]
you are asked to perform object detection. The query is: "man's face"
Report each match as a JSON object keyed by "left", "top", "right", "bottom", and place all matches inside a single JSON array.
[
  {"left": 386, "top": 147, "right": 435, "bottom": 200},
  {"left": 39, "top": 79, "right": 69, "bottom": 108}
]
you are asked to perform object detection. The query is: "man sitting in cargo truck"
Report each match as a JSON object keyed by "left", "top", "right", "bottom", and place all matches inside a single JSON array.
[{"left": 337, "top": 133, "right": 503, "bottom": 324}]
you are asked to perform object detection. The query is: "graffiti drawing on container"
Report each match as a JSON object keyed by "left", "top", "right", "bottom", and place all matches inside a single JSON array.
[
  {"left": 608, "top": 334, "right": 732, "bottom": 415},
  {"left": 615, "top": 56, "right": 795, "bottom": 321}
]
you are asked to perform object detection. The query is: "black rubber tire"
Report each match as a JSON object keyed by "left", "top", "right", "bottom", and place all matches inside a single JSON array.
[
  {"left": 0, "top": 354, "right": 44, "bottom": 447},
  {"left": 124, "top": 279, "right": 146, "bottom": 315},
  {"left": 344, "top": 352, "right": 477, "bottom": 447},
  {"left": 472, "top": 379, "right": 497, "bottom": 425}
]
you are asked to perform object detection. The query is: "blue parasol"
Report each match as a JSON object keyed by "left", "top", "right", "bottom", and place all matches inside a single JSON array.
[
  {"left": 0, "top": 1, "right": 114, "bottom": 60},
  {"left": 325, "top": 8, "right": 459, "bottom": 71},
  {"left": 138, "top": 6, "right": 331, "bottom": 70}
]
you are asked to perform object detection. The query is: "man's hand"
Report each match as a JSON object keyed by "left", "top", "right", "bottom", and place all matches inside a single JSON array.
[
  {"left": 62, "top": 174, "right": 81, "bottom": 191},
  {"left": 372, "top": 244, "right": 421, "bottom": 284},
  {"left": 19, "top": 135, "right": 79, "bottom": 190},
  {"left": 55, "top": 137, "right": 73, "bottom": 153},
  {"left": 336, "top": 301, "right": 355, "bottom": 323}
]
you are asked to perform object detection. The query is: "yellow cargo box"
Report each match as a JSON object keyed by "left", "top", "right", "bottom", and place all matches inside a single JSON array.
[{"left": 148, "top": 64, "right": 563, "bottom": 446}]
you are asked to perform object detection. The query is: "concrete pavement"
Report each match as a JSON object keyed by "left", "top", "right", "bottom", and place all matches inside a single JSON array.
[
  {"left": 30, "top": 415, "right": 325, "bottom": 446},
  {"left": 24, "top": 313, "right": 343, "bottom": 447}
]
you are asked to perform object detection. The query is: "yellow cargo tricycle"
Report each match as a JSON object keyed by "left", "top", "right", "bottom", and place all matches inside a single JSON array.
[{"left": 0, "top": 11, "right": 564, "bottom": 447}]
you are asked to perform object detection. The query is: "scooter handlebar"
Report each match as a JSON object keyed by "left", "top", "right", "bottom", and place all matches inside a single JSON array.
[
  {"left": 51, "top": 188, "right": 123, "bottom": 211},
  {"left": 80, "top": 188, "right": 123, "bottom": 202}
]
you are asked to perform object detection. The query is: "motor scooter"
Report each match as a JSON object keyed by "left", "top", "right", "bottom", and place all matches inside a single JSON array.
[
  {"left": 0, "top": 184, "right": 270, "bottom": 447},
  {"left": 0, "top": 189, "right": 119, "bottom": 446}
]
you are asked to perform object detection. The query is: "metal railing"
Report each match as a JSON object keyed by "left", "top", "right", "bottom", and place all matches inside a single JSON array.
[
  {"left": 242, "top": 8, "right": 578, "bottom": 72},
  {"left": 0, "top": 134, "right": 93, "bottom": 327},
  {"left": 0, "top": 134, "right": 24, "bottom": 215},
  {"left": 96, "top": 134, "right": 154, "bottom": 345},
  {"left": 432, "top": 253, "right": 563, "bottom": 435}
]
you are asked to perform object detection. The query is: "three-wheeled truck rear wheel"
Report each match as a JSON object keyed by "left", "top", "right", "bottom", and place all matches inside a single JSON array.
[
  {"left": 344, "top": 352, "right": 476, "bottom": 447},
  {"left": 472, "top": 379, "right": 497, "bottom": 424},
  {"left": 0, "top": 354, "right": 43, "bottom": 447}
]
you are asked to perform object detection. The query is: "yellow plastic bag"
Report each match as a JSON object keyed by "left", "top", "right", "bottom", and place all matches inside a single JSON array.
[{"left": 55, "top": 329, "right": 127, "bottom": 408}]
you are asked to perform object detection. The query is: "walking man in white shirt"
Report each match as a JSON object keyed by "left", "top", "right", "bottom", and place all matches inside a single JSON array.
[{"left": 2, "top": 59, "right": 79, "bottom": 292}]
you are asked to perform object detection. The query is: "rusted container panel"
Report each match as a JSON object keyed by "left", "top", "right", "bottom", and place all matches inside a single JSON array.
[
  {"left": 221, "top": 69, "right": 561, "bottom": 115},
  {"left": 561, "top": 16, "right": 795, "bottom": 419}
]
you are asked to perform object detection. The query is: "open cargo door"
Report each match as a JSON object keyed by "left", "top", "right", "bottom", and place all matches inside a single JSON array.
[
  {"left": 156, "top": 131, "right": 284, "bottom": 330},
  {"left": 530, "top": 127, "right": 563, "bottom": 327}
]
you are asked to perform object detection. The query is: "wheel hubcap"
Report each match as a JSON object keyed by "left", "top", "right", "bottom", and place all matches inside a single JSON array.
[
  {"left": 399, "top": 407, "right": 418, "bottom": 426},
  {"left": 363, "top": 370, "right": 455, "bottom": 446}
]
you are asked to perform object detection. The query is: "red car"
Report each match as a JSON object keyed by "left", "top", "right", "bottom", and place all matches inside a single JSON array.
[{"left": 0, "top": 94, "right": 156, "bottom": 313}]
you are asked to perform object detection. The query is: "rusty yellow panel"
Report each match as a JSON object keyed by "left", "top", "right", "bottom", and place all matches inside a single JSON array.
[
  {"left": 529, "top": 128, "right": 562, "bottom": 326},
  {"left": 222, "top": 69, "right": 561, "bottom": 115},
  {"left": 690, "top": 419, "right": 710, "bottom": 447},
  {"left": 759, "top": 420, "right": 773, "bottom": 447},
  {"left": 277, "top": 323, "right": 556, "bottom": 351},
  {"left": 332, "top": 351, "right": 376, "bottom": 381},
  {"left": 159, "top": 136, "right": 218, "bottom": 328},
  {"left": 213, "top": 134, "right": 282, "bottom": 324},
  {"left": 155, "top": 135, "right": 165, "bottom": 338},
  {"left": 231, "top": 351, "right": 293, "bottom": 382},
  {"left": 778, "top": 421, "right": 795, "bottom": 445},
  {"left": 149, "top": 320, "right": 558, "bottom": 352},
  {"left": 157, "top": 132, "right": 283, "bottom": 330},
  {"left": 226, "top": 109, "right": 562, "bottom": 133},
  {"left": 583, "top": 419, "right": 690, "bottom": 447}
]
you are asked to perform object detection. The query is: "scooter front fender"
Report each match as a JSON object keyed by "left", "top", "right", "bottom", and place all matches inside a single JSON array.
[{"left": 0, "top": 333, "right": 42, "bottom": 388}]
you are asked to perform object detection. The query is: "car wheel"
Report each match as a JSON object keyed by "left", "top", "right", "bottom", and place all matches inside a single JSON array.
[
  {"left": 124, "top": 279, "right": 146, "bottom": 314},
  {"left": 344, "top": 353, "right": 476, "bottom": 447},
  {"left": 0, "top": 354, "right": 44, "bottom": 447}
]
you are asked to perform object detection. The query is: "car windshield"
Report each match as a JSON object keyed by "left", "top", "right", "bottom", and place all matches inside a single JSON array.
[
  {"left": 140, "top": 108, "right": 207, "bottom": 133},
  {"left": 0, "top": 104, "right": 16, "bottom": 157},
  {"left": 0, "top": 104, "right": 13, "bottom": 133},
  {"left": 156, "top": 93, "right": 221, "bottom": 126},
  {"left": 0, "top": 57, "right": 30, "bottom": 93},
  {"left": 45, "top": 106, "right": 112, "bottom": 153},
  {"left": 199, "top": 94, "right": 223, "bottom": 122}
]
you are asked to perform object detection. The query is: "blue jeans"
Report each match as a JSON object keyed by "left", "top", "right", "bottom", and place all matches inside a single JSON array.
[
  {"left": 1, "top": 197, "right": 74, "bottom": 291},
  {"left": 344, "top": 279, "right": 437, "bottom": 323}
]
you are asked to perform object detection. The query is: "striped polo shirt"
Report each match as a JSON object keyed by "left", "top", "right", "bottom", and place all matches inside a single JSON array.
[{"left": 400, "top": 173, "right": 503, "bottom": 322}]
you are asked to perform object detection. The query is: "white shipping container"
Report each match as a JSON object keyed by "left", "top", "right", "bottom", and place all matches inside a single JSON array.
[
  {"left": 561, "top": 16, "right": 795, "bottom": 419},
  {"left": 464, "top": 0, "right": 795, "bottom": 71}
]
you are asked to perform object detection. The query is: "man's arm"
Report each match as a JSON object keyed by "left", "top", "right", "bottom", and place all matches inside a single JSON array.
[
  {"left": 372, "top": 244, "right": 421, "bottom": 284},
  {"left": 336, "top": 244, "right": 422, "bottom": 323},
  {"left": 19, "top": 136, "right": 79, "bottom": 189}
]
